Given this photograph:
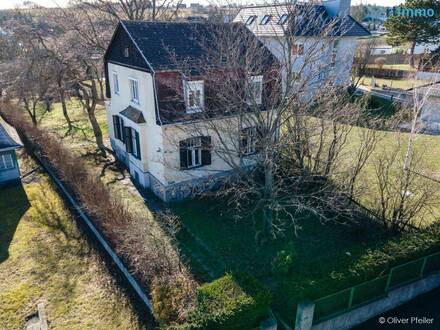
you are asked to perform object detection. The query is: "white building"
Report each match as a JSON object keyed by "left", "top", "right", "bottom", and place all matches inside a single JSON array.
[
  {"left": 104, "top": 2, "right": 368, "bottom": 202},
  {"left": 233, "top": 0, "right": 370, "bottom": 92}
]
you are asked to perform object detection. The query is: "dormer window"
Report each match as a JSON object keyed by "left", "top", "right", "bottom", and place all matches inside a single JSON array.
[
  {"left": 246, "top": 15, "right": 256, "bottom": 25},
  {"left": 184, "top": 80, "right": 204, "bottom": 113},
  {"left": 247, "top": 75, "right": 263, "bottom": 105},
  {"left": 260, "top": 15, "right": 271, "bottom": 25},
  {"left": 278, "top": 14, "right": 289, "bottom": 25},
  {"left": 291, "top": 43, "right": 304, "bottom": 56},
  {"left": 124, "top": 47, "right": 129, "bottom": 57}
]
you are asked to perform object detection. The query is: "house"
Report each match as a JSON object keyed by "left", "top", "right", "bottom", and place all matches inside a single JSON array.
[
  {"left": 233, "top": 0, "right": 370, "bottom": 91},
  {"left": 103, "top": 21, "right": 279, "bottom": 202},
  {"left": 0, "top": 121, "right": 22, "bottom": 185}
]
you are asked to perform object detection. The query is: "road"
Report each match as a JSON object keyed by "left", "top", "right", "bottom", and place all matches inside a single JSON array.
[{"left": 354, "top": 287, "right": 440, "bottom": 329}]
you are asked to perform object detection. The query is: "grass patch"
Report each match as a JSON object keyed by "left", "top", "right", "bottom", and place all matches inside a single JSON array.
[
  {"left": 366, "top": 64, "right": 415, "bottom": 71},
  {"left": 359, "top": 77, "right": 429, "bottom": 90},
  {"left": 170, "top": 195, "right": 440, "bottom": 325},
  {"left": 0, "top": 155, "right": 140, "bottom": 329}
]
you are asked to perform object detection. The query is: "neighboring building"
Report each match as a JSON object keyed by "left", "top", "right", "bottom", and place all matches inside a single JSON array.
[
  {"left": 103, "top": 21, "right": 278, "bottom": 202},
  {"left": 233, "top": 0, "right": 370, "bottom": 92},
  {"left": 0, "top": 121, "right": 22, "bottom": 185}
]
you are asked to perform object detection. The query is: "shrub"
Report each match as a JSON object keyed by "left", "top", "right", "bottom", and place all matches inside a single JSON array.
[
  {"left": 271, "top": 242, "right": 296, "bottom": 276},
  {"left": 174, "top": 273, "right": 271, "bottom": 330},
  {"left": 374, "top": 57, "right": 387, "bottom": 69}
]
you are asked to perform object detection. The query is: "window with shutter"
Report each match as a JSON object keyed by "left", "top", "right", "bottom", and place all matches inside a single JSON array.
[
  {"left": 240, "top": 127, "right": 258, "bottom": 155},
  {"left": 184, "top": 80, "right": 204, "bottom": 113},
  {"left": 124, "top": 127, "right": 133, "bottom": 153}
]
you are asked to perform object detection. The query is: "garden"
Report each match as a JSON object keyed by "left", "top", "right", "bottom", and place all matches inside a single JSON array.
[{"left": 5, "top": 96, "right": 440, "bottom": 328}]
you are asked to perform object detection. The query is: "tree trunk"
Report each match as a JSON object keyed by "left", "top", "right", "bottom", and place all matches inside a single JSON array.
[
  {"left": 87, "top": 105, "right": 106, "bottom": 156},
  {"left": 263, "top": 160, "right": 274, "bottom": 241},
  {"left": 409, "top": 41, "right": 416, "bottom": 68},
  {"left": 59, "top": 89, "right": 73, "bottom": 132},
  {"left": 97, "top": 77, "right": 105, "bottom": 101}
]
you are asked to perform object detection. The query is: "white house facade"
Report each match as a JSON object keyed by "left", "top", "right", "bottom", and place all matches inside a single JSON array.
[
  {"left": 104, "top": 3, "right": 368, "bottom": 202},
  {"left": 104, "top": 21, "right": 278, "bottom": 202}
]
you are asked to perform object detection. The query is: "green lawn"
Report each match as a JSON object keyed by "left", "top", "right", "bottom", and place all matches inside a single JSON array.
[
  {"left": 170, "top": 196, "right": 440, "bottom": 325},
  {"left": 0, "top": 154, "right": 141, "bottom": 329},
  {"left": 366, "top": 64, "right": 415, "bottom": 71},
  {"left": 22, "top": 97, "right": 440, "bottom": 327},
  {"left": 359, "top": 77, "right": 430, "bottom": 90}
]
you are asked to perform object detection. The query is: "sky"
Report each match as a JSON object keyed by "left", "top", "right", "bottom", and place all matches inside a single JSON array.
[{"left": 0, "top": 0, "right": 404, "bottom": 10}]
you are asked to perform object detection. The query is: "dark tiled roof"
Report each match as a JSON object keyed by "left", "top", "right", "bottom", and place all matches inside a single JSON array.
[
  {"left": 121, "top": 21, "right": 276, "bottom": 71},
  {"left": 0, "top": 122, "right": 21, "bottom": 150},
  {"left": 120, "top": 106, "right": 146, "bottom": 124}
]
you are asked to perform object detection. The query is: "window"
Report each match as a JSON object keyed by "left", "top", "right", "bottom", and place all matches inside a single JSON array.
[
  {"left": 180, "top": 136, "right": 211, "bottom": 169},
  {"left": 291, "top": 43, "right": 304, "bottom": 56},
  {"left": 123, "top": 127, "right": 141, "bottom": 160},
  {"left": 129, "top": 78, "right": 139, "bottom": 104},
  {"left": 184, "top": 80, "right": 204, "bottom": 113},
  {"left": 278, "top": 14, "right": 289, "bottom": 25},
  {"left": 0, "top": 153, "right": 14, "bottom": 171},
  {"left": 112, "top": 115, "right": 124, "bottom": 141},
  {"left": 247, "top": 75, "right": 263, "bottom": 105},
  {"left": 240, "top": 127, "right": 258, "bottom": 155},
  {"left": 124, "top": 47, "right": 129, "bottom": 57},
  {"left": 113, "top": 72, "right": 119, "bottom": 95},
  {"left": 260, "top": 15, "right": 271, "bottom": 25},
  {"left": 245, "top": 15, "right": 256, "bottom": 25}
]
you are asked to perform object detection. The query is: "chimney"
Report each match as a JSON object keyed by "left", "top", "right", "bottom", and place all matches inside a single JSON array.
[{"left": 323, "top": 0, "right": 351, "bottom": 17}]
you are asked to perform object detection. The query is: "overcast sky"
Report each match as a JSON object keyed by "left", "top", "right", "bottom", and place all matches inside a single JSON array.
[{"left": 0, "top": 0, "right": 404, "bottom": 10}]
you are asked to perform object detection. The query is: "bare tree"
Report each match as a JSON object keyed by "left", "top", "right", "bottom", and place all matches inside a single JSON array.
[
  {"left": 351, "top": 38, "right": 376, "bottom": 89},
  {"left": 159, "top": 4, "right": 373, "bottom": 241}
]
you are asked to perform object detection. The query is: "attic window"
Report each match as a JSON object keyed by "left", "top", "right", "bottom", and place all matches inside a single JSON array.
[
  {"left": 278, "top": 14, "right": 289, "bottom": 25},
  {"left": 260, "top": 15, "right": 271, "bottom": 25},
  {"left": 124, "top": 47, "right": 129, "bottom": 57},
  {"left": 245, "top": 15, "right": 256, "bottom": 25}
]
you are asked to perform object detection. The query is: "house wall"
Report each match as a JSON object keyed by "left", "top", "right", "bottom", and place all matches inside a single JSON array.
[
  {"left": 106, "top": 62, "right": 165, "bottom": 188},
  {"left": 160, "top": 116, "right": 259, "bottom": 201},
  {"left": 259, "top": 35, "right": 357, "bottom": 95},
  {"left": 0, "top": 150, "right": 20, "bottom": 184}
]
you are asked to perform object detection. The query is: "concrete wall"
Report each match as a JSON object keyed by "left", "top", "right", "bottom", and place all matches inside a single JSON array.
[
  {"left": 295, "top": 272, "right": 440, "bottom": 330},
  {"left": 0, "top": 150, "right": 20, "bottom": 184},
  {"left": 416, "top": 71, "right": 440, "bottom": 82}
]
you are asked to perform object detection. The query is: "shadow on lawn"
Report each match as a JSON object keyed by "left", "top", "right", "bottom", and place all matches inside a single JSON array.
[{"left": 0, "top": 183, "right": 30, "bottom": 263}]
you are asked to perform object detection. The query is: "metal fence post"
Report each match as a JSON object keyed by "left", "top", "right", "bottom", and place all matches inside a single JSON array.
[
  {"left": 348, "top": 287, "right": 355, "bottom": 308},
  {"left": 420, "top": 256, "right": 428, "bottom": 278},
  {"left": 385, "top": 268, "right": 393, "bottom": 293}
]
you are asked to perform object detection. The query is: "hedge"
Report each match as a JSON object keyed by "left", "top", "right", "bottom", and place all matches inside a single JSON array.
[{"left": 173, "top": 273, "right": 271, "bottom": 329}]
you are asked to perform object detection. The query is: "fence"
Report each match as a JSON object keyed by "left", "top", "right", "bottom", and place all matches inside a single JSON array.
[{"left": 313, "top": 251, "right": 440, "bottom": 323}]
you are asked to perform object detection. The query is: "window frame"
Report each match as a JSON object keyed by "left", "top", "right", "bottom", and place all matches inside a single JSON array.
[
  {"left": 247, "top": 75, "right": 263, "bottom": 105},
  {"left": 184, "top": 80, "right": 204, "bottom": 113},
  {"left": 0, "top": 153, "right": 14, "bottom": 171},
  {"left": 129, "top": 77, "right": 139, "bottom": 104},
  {"left": 113, "top": 72, "right": 119, "bottom": 95},
  {"left": 186, "top": 137, "right": 202, "bottom": 168},
  {"left": 245, "top": 15, "right": 257, "bottom": 25},
  {"left": 260, "top": 15, "right": 271, "bottom": 25},
  {"left": 277, "top": 14, "right": 289, "bottom": 25},
  {"left": 291, "top": 43, "right": 305, "bottom": 56},
  {"left": 241, "top": 127, "right": 258, "bottom": 156}
]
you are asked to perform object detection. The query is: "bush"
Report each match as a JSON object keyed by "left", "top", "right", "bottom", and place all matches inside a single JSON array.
[
  {"left": 174, "top": 273, "right": 271, "bottom": 329},
  {"left": 271, "top": 242, "right": 296, "bottom": 276}
]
